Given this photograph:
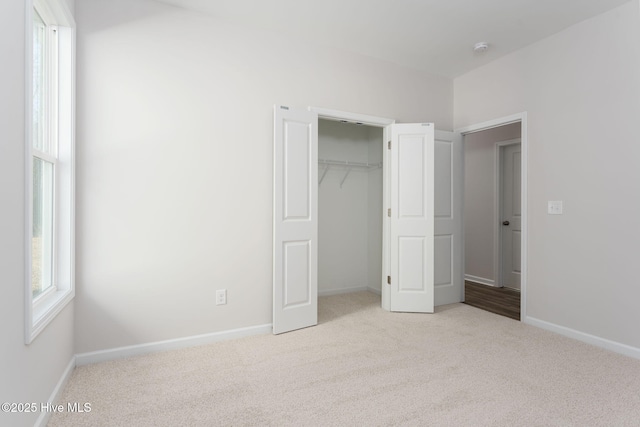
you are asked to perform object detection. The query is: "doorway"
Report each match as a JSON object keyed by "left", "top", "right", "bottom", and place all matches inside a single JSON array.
[
  {"left": 317, "top": 119, "right": 383, "bottom": 301},
  {"left": 460, "top": 114, "right": 527, "bottom": 320}
]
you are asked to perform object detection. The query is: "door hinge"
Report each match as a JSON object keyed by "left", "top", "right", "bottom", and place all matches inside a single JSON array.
[
  {"left": 387, "top": 208, "right": 391, "bottom": 217},
  {"left": 388, "top": 140, "right": 391, "bottom": 150},
  {"left": 387, "top": 276, "right": 391, "bottom": 285}
]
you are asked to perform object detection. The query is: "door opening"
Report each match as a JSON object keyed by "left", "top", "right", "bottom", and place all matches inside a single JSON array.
[
  {"left": 317, "top": 119, "right": 384, "bottom": 302},
  {"left": 311, "top": 110, "right": 436, "bottom": 316},
  {"left": 459, "top": 113, "right": 527, "bottom": 320}
]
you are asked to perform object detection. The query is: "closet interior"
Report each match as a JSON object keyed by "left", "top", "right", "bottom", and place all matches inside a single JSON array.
[{"left": 318, "top": 119, "right": 383, "bottom": 297}]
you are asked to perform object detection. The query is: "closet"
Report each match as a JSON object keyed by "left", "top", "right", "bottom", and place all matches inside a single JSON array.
[
  {"left": 273, "top": 105, "right": 444, "bottom": 335},
  {"left": 317, "top": 119, "right": 383, "bottom": 296}
]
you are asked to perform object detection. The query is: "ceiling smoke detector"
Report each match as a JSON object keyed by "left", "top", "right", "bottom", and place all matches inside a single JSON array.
[{"left": 473, "top": 42, "right": 489, "bottom": 53}]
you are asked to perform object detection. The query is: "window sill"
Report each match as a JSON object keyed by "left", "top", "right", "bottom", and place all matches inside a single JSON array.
[{"left": 27, "top": 287, "right": 74, "bottom": 344}]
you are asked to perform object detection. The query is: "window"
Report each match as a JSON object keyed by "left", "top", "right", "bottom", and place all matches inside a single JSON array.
[
  {"left": 32, "top": 8, "right": 56, "bottom": 300},
  {"left": 26, "top": 0, "right": 75, "bottom": 343}
]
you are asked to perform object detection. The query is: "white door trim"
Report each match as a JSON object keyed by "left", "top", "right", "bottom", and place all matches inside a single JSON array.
[
  {"left": 456, "top": 113, "right": 524, "bottom": 135},
  {"left": 308, "top": 107, "right": 395, "bottom": 127},
  {"left": 456, "top": 112, "right": 528, "bottom": 320}
]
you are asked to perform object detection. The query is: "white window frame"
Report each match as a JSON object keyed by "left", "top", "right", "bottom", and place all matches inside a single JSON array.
[{"left": 25, "top": 0, "right": 76, "bottom": 344}]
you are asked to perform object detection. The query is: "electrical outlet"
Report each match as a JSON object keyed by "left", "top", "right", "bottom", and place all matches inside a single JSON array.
[{"left": 216, "top": 289, "right": 227, "bottom": 306}]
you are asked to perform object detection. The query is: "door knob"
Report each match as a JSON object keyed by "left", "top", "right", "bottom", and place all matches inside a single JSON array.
[{"left": 502, "top": 220, "right": 510, "bottom": 226}]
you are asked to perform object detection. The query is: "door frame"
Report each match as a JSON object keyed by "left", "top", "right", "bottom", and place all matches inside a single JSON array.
[
  {"left": 457, "top": 112, "right": 528, "bottom": 320},
  {"left": 308, "top": 107, "right": 395, "bottom": 311},
  {"left": 496, "top": 139, "right": 521, "bottom": 289}
]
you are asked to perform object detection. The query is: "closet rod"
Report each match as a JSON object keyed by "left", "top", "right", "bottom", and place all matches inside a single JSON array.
[
  {"left": 318, "top": 159, "right": 382, "bottom": 169},
  {"left": 318, "top": 159, "right": 382, "bottom": 187}
]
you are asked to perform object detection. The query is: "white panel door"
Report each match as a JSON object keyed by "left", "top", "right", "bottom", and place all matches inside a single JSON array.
[
  {"left": 500, "top": 143, "right": 522, "bottom": 290},
  {"left": 389, "top": 123, "right": 434, "bottom": 313},
  {"left": 434, "top": 130, "right": 463, "bottom": 306},
  {"left": 273, "top": 106, "right": 318, "bottom": 334}
]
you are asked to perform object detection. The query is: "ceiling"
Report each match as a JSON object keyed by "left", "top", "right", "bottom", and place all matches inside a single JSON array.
[{"left": 155, "top": 0, "right": 629, "bottom": 78}]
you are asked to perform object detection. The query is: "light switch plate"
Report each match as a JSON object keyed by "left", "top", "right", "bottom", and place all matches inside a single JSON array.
[{"left": 548, "top": 201, "right": 563, "bottom": 215}]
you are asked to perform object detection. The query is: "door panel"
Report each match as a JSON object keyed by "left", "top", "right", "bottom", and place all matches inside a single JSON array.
[
  {"left": 273, "top": 106, "right": 318, "bottom": 334},
  {"left": 434, "top": 130, "right": 463, "bottom": 305},
  {"left": 398, "top": 135, "right": 426, "bottom": 217},
  {"left": 500, "top": 143, "right": 521, "bottom": 290},
  {"left": 434, "top": 140, "right": 452, "bottom": 218},
  {"left": 283, "top": 241, "right": 311, "bottom": 307},
  {"left": 283, "top": 121, "right": 311, "bottom": 219},
  {"left": 389, "top": 123, "right": 434, "bottom": 313},
  {"left": 399, "top": 237, "right": 426, "bottom": 291},
  {"left": 434, "top": 235, "right": 452, "bottom": 286}
]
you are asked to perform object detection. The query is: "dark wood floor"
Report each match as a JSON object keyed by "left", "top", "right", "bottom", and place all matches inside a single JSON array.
[{"left": 463, "top": 281, "right": 521, "bottom": 320}]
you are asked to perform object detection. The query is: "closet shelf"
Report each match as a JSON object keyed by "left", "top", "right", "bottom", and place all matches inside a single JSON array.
[
  {"left": 318, "top": 159, "right": 382, "bottom": 187},
  {"left": 318, "top": 159, "right": 382, "bottom": 169}
]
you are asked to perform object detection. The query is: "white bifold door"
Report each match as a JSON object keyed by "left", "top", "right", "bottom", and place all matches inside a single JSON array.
[
  {"left": 274, "top": 106, "right": 451, "bottom": 334},
  {"left": 388, "top": 124, "right": 435, "bottom": 312},
  {"left": 434, "top": 130, "right": 463, "bottom": 306},
  {"left": 272, "top": 106, "right": 318, "bottom": 335}
]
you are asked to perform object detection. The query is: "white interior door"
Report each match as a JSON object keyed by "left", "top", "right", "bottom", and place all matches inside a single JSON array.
[
  {"left": 500, "top": 142, "right": 522, "bottom": 290},
  {"left": 273, "top": 105, "right": 318, "bottom": 334},
  {"left": 389, "top": 123, "right": 435, "bottom": 312},
  {"left": 434, "top": 130, "right": 463, "bottom": 305}
]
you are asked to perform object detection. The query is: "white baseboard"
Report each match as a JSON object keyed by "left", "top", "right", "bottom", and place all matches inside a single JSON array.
[
  {"left": 464, "top": 274, "right": 496, "bottom": 287},
  {"left": 367, "top": 286, "right": 382, "bottom": 295},
  {"left": 75, "top": 323, "right": 272, "bottom": 366},
  {"left": 35, "top": 356, "right": 76, "bottom": 427},
  {"left": 524, "top": 316, "right": 640, "bottom": 360},
  {"left": 318, "top": 285, "right": 368, "bottom": 296}
]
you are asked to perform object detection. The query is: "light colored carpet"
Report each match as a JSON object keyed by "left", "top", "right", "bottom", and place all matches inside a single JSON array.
[{"left": 49, "top": 292, "right": 640, "bottom": 426}]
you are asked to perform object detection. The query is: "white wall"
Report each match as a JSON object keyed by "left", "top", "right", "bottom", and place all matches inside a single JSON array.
[
  {"left": 64, "top": 0, "right": 75, "bottom": 14},
  {"left": 74, "top": 0, "right": 452, "bottom": 353},
  {"left": 318, "top": 120, "right": 380, "bottom": 294},
  {"left": 455, "top": 0, "right": 640, "bottom": 349},
  {"left": 0, "top": 1, "right": 76, "bottom": 426},
  {"left": 464, "top": 123, "right": 520, "bottom": 285}
]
